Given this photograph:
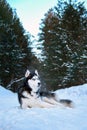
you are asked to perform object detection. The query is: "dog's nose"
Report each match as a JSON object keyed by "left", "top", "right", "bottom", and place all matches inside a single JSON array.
[{"left": 38, "top": 82, "right": 41, "bottom": 86}]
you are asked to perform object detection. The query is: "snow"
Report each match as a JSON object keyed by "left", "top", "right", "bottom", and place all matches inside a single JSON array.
[{"left": 0, "top": 84, "right": 87, "bottom": 130}]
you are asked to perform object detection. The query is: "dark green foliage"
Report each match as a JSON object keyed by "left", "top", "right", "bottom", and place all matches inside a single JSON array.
[
  {"left": 38, "top": 0, "right": 87, "bottom": 90},
  {"left": 0, "top": 0, "right": 33, "bottom": 91}
]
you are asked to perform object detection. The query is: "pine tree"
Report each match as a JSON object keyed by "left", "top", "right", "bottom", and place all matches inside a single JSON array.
[
  {"left": 0, "top": 0, "right": 32, "bottom": 91},
  {"left": 38, "top": 0, "right": 87, "bottom": 90},
  {"left": 60, "top": 0, "right": 87, "bottom": 86}
]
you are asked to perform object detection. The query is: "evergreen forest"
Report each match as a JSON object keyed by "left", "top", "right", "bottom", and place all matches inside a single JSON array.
[{"left": 0, "top": 0, "right": 87, "bottom": 91}]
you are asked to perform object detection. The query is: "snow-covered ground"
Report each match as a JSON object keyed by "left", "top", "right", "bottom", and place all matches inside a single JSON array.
[{"left": 0, "top": 84, "right": 87, "bottom": 130}]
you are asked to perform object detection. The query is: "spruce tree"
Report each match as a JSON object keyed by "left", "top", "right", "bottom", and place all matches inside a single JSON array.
[
  {"left": 0, "top": 0, "right": 32, "bottom": 91},
  {"left": 38, "top": 0, "right": 87, "bottom": 90}
]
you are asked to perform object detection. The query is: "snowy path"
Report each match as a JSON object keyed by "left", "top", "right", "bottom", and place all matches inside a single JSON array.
[{"left": 0, "top": 84, "right": 87, "bottom": 130}]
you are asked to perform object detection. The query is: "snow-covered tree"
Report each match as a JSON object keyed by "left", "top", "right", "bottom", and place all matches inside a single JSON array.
[
  {"left": 38, "top": 0, "right": 87, "bottom": 90},
  {"left": 0, "top": 0, "right": 32, "bottom": 91}
]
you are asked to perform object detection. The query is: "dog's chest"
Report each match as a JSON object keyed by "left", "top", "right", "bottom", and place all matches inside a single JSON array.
[{"left": 22, "top": 91, "right": 38, "bottom": 99}]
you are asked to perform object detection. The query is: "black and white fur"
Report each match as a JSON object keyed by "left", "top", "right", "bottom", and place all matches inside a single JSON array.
[{"left": 17, "top": 70, "right": 73, "bottom": 108}]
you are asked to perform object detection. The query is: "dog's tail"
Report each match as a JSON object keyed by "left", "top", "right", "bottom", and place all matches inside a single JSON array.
[{"left": 59, "top": 99, "right": 74, "bottom": 108}]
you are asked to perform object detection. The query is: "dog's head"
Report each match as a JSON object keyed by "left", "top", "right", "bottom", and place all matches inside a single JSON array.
[{"left": 25, "top": 69, "right": 41, "bottom": 93}]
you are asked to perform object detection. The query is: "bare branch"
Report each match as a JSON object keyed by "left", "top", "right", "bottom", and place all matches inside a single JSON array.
[{"left": 6, "top": 77, "right": 25, "bottom": 89}]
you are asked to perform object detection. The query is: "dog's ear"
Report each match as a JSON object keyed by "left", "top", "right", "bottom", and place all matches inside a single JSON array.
[
  {"left": 25, "top": 70, "right": 30, "bottom": 78},
  {"left": 35, "top": 70, "right": 39, "bottom": 76}
]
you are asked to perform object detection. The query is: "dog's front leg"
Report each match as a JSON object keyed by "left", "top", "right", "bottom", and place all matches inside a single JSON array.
[{"left": 21, "top": 98, "right": 30, "bottom": 109}]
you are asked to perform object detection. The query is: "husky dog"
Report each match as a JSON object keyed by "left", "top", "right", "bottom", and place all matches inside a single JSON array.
[{"left": 17, "top": 70, "right": 73, "bottom": 108}]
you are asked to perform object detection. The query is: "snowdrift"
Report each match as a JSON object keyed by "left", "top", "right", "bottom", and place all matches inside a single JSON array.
[{"left": 0, "top": 84, "right": 87, "bottom": 130}]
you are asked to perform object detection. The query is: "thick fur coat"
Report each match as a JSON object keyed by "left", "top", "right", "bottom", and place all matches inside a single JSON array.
[{"left": 17, "top": 70, "right": 73, "bottom": 108}]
